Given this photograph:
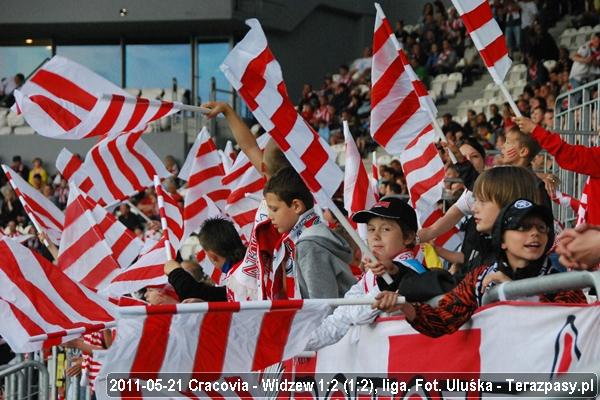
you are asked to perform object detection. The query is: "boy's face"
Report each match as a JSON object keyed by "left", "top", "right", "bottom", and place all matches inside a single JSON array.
[
  {"left": 473, "top": 198, "right": 501, "bottom": 234},
  {"left": 502, "top": 216, "right": 549, "bottom": 267},
  {"left": 265, "top": 193, "right": 303, "bottom": 233},
  {"left": 501, "top": 131, "right": 524, "bottom": 165},
  {"left": 366, "top": 217, "right": 412, "bottom": 261}
]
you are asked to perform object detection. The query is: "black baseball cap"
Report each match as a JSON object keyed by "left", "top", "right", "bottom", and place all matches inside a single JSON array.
[
  {"left": 352, "top": 196, "right": 418, "bottom": 232},
  {"left": 492, "top": 198, "right": 555, "bottom": 253}
]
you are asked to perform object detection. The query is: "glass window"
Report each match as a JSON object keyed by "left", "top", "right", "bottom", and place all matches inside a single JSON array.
[
  {"left": 197, "top": 42, "right": 230, "bottom": 104},
  {"left": 56, "top": 45, "right": 121, "bottom": 85},
  {"left": 0, "top": 46, "right": 52, "bottom": 81},
  {"left": 126, "top": 44, "right": 190, "bottom": 98}
]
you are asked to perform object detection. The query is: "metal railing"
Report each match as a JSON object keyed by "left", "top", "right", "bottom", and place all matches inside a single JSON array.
[{"left": 1, "top": 354, "right": 49, "bottom": 400}]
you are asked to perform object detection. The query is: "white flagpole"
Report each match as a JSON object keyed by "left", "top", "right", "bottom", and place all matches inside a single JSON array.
[
  {"left": 124, "top": 200, "right": 152, "bottom": 224},
  {"left": 100, "top": 94, "right": 210, "bottom": 115},
  {"left": 153, "top": 175, "right": 174, "bottom": 261},
  {"left": 28, "top": 322, "right": 117, "bottom": 343}
]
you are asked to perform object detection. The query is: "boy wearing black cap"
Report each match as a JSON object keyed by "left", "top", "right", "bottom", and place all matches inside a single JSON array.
[{"left": 374, "top": 199, "right": 587, "bottom": 338}]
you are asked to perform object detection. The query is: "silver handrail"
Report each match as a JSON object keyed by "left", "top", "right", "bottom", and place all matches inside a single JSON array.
[{"left": 0, "top": 359, "right": 49, "bottom": 400}]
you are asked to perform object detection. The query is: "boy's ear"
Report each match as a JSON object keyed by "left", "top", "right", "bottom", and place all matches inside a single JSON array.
[
  {"left": 290, "top": 198, "right": 307, "bottom": 215},
  {"left": 403, "top": 231, "right": 416, "bottom": 246},
  {"left": 518, "top": 146, "right": 530, "bottom": 159}
]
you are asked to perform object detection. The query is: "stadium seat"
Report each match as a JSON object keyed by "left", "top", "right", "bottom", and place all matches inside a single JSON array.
[
  {"left": 457, "top": 99, "right": 473, "bottom": 118},
  {"left": 594, "top": 24, "right": 600, "bottom": 33},
  {"left": 483, "top": 82, "right": 498, "bottom": 99},
  {"left": 13, "top": 126, "right": 35, "bottom": 135},
  {"left": 431, "top": 80, "right": 445, "bottom": 98},
  {"left": 543, "top": 60, "right": 557, "bottom": 72},
  {"left": 404, "top": 24, "right": 414, "bottom": 33},
  {"left": 559, "top": 35, "right": 574, "bottom": 48},
  {"left": 574, "top": 33, "right": 588, "bottom": 47},
  {"left": 6, "top": 112, "right": 25, "bottom": 127},
  {"left": 563, "top": 28, "right": 577, "bottom": 36},
  {"left": 472, "top": 98, "right": 488, "bottom": 114},
  {"left": 428, "top": 90, "right": 438, "bottom": 103},
  {"left": 448, "top": 72, "right": 463, "bottom": 86},
  {"left": 443, "top": 79, "right": 459, "bottom": 98},
  {"left": 433, "top": 73, "right": 448, "bottom": 83},
  {"left": 0, "top": 126, "right": 12, "bottom": 135},
  {"left": 578, "top": 26, "right": 593, "bottom": 34},
  {"left": 125, "top": 88, "right": 141, "bottom": 97}
]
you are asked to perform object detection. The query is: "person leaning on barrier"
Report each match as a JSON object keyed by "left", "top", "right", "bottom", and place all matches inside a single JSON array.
[
  {"left": 373, "top": 199, "right": 587, "bottom": 338},
  {"left": 516, "top": 116, "right": 600, "bottom": 225}
]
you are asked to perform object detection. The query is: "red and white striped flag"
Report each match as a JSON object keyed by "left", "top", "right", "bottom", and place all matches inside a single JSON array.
[
  {"left": 178, "top": 128, "right": 230, "bottom": 237},
  {"left": 343, "top": 121, "right": 377, "bottom": 217},
  {"left": 0, "top": 237, "right": 116, "bottom": 352},
  {"left": 220, "top": 19, "right": 343, "bottom": 205},
  {"left": 95, "top": 300, "right": 330, "bottom": 397},
  {"left": 450, "top": 0, "right": 511, "bottom": 83},
  {"left": 220, "top": 140, "right": 236, "bottom": 173},
  {"left": 577, "top": 178, "right": 590, "bottom": 226},
  {"left": 371, "top": 5, "right": 446, "bottom": 228},
  {"left": 104, "top": 238, "right": 169, "bottom": 297},
  {"left": 2, "top": 165, "right": 64, "bottom": 245},
  {"left": 56, "top": 148, "right": 107, "bottom": 205},
  {"left": 371, "top": 152, "right": 380, "bottom": 198},
  {"left": 421, "top": 208, "right": 464, "bottom": 252},
  {"left": 553, "top": 190, "right": 581, "bottom": 213},
  {"left": 82, "top": 131, "right": 170, "bottom": 205},
  {"left": 58, "top": 186, "right": 142, "bottom": 290},
  {"left": 222, "top": 134, "right": 270, "bottom": 241},
  {"left": 13, "top": 56, "right": 180, "bottom": 140},
  {"left": 154, "top": 177, "right": 184, "bottom": 259}
]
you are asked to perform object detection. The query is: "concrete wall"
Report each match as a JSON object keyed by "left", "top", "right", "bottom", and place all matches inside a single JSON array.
[{"left": 0, "top": 132, "right": 187, "bottom": 175}]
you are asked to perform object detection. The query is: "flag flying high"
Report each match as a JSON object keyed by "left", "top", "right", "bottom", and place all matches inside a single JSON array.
[
  {"left": 343, "top": 122, "right": 377, "bottom": 217},
  {"left": 80, "top": 131, "right": 170, "bottom": 205},
  {"left": 154, "top": 177, "right": 184, "bottom": 258},
  {"left": 14, "top": 56, "right": 180, "bottom": 139},
  {"left": 58, "top": 186, "right": 142, "bottom": 290},
  {"left": 450, "top": 0, "right": 511, "bottom": 83},
  {"left": 2, "top": 165, "right": 64, "bottom": 245},
  {"left": 371, "top": 5, "right": 446, "bottom": 228},
  {"left": 220, "top": 19, "right": 343, "bottom": 205},
  {"left": 95, "top": 300, "right": 330, "bottom": 398},
  {"left": 0, "top": 237, "right": 116, "bottom": 352}
]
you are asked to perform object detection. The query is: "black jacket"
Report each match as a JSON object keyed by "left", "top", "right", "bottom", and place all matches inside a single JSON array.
[{"left": 167, "top": 268, "right": 227, "bottom": 302}]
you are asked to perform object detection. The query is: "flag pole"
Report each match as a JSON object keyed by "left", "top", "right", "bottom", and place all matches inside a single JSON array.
[
  {"left": 119, "top": 296, "right": 407, "bottom": 316},
  {"left": 28, "top": 322, "right": 117, "bottom": 343},
  {"left": 124, "top": 200, "right": 152, "bottom": 224},
  {"left": 153, "top": 175, "right": 174, "bottom": 261},
  {"left": 100, "top": 94, "right": 210, "bottom": 115}
]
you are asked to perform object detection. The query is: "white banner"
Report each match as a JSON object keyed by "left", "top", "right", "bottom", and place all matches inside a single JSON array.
[{"left": 282, "top": 302, "right": 600, "bottom": 399}]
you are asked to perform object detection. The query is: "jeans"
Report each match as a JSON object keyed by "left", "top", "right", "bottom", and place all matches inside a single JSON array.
[{"left": 505, "top": 25, "right": 521, "bottom": 53}]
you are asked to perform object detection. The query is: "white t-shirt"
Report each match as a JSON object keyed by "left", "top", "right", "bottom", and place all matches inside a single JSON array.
[
  {"left": 518, "top": 1, "right": 538, "bottom": 28},
  {"left": 569, "top": 44, "right": 600, "bottom": 81},
  {"left": 455, "top": 189, "right": 475, "bottom": 216}
]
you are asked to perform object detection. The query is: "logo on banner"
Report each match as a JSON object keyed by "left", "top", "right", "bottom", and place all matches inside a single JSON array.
[{"left": 550, "top": 315, "right": 582, "bottom": 379}]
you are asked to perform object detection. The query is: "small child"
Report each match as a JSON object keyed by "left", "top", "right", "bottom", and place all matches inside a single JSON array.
[
  {"left": 373, "top": 199, "right": 587, "bottom": 337},
  {"left": 262, "top": 167, "right": 355, "bottom": 299},
  {"left": 164, "top": 217, "right": 246, "bottom": 302},
  {"left": 305, "top": 197, "right": 450, "bottom": 351}
]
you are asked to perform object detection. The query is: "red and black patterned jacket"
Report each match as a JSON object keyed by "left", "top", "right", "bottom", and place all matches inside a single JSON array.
[{"left": 409, "top": 262, "right": 587, "bottom": 338}]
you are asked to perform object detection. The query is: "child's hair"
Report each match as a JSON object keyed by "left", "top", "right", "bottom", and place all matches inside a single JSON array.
[
  {"left": 197, "top": 217, "right": 246, "bottom": 263},
  {"left": 263, "top": 167, "right": 314, "bottom": 210},
  {"left": 473, "top": 166, "right": 541, "bottom": 207},
  {"left": 263, "top": 139, "right": 291, "bottom": 176},
  {"left": 506, "top": 126, "right": 542, "bottom": 164}
]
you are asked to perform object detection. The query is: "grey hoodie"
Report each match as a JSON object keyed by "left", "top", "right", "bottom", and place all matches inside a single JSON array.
[{"left": 295, "top": 224, "right": 356, "bottom": 299}]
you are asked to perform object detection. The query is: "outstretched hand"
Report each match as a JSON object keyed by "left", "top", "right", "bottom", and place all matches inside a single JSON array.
[
  {"left": 514, "top": 117, "right": 536, "bottom": 134},
  {"left": 200, "top": 101, "right": 233, "bottom": 119}
]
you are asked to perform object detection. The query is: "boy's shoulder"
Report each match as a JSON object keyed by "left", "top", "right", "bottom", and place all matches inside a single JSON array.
[{"left": 296, "top": 224, "right": 352, "bottom": 261}]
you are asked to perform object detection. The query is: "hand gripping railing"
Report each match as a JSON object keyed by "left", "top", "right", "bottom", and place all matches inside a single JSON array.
[
  {"left": 0, "top": 358, "right": 49, "bottom": 400},
  {"left": 481, "top": 270, "right": 600, "bottom": 305}
]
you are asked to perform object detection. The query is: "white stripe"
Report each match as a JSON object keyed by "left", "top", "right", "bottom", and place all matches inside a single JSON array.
[
  {"left": 222, "top": 310, "right": 264, "bottom": 371},
  {"left": 453, "top": 0, "right": 486, "bottom": 15},
  {"left": 471, "top": 18, "right": 504, "bottom": 51},
  {"left": 372, "top": 35, "right": 400, "bottom": 84}
]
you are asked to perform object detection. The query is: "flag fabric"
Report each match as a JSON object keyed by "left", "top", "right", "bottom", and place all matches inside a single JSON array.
[
  {"left": 0, "top": 237, "right": 116, "bottom": 353},
  {"left": 104, "top": 238, "right": 169, "bottom": 297},
  {"left": 95, "top": 300, "right": 331, "bottom": 398},
  {"left": 343, "top": 122, "right": 377, "bottom": 217},
  {"left": 370, "top": 5, "right": 446, "bottom": 228},
  {"left": 371, "top": 152, "right": 380, "bottom": 200},
  {"left": 220, "top": 19, "right": 343, "bottom": 206},
  {"left": 2, "top": 165, "right": 64, "bottom": 245},
  {"left": 154, "top": 177, "right": 184, "bottom": 258},
  {"left": 58, "top": 186, "right": 142, "bottom": 290},
  {"left": 576, "top": 178, "right": 590, "bottom": 226},
  {"left": 222, "top": 134, "right": 270, "bottom": 241},
  {"left": 178, "top": 128, "right": 230, "bottom": 237},
  {"left": 81, "top": 131, "right": 170, "bottom": 205},
  {"left": 421, "top": 208, "right": 464, "bottom": 252},
  {"left": 450, "top": 0, "right": 511, "bottom": 83},
  {"left": 219, "top": 140, "right": 236, "bottom": 173},
  {"left": 55, "top": 148, "right": 106, "bottom": 205},
  {"left": 553, "top": 190, "right": 581, "bottom": 213},
  {"left": 370, "top": 4, "right": 435, "bottom": 154},
  {"left": 13, "top": 56, "right": 179, "bottom": 140}
]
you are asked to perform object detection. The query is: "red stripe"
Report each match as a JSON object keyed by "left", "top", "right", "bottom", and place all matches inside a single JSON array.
[
  {"left": 30, "top": 69, "right": 97, "bottom": 111},
  {"left": 207, "top": 189, "right": 230, "bottom": 203},
  {"left": 192, "top": 307, "right": 237, "bottom": 379},
  {"left": 300, "top": 136, "right": 329, "bottom": 187},
  {"left": 371, "top": 57, "right": 405, "bottom": 108},
  {"left": 239, "top": 48, "right": 274, "bottom": 111},
  {"left": 557, "top": 333, "right": 573, "bottom": 374},
  {"left": 403, "top": 143, "right": 439, "bottom": 174},
  {"left": 462, "top": 1, "right": 493, "bottom": 33},
  {"left": 19, "top": 192, "right": 63, "bottom": 229},
  {"left": 86, "top": 94, "right": 125, "bottom": 137},
  {"left": 80, "top": 177, "right": 94, "bottom": 194},
  {"left": 479, "top": 34, "right": 508, "bottom": 69},
  {"left": 412, "top": 79, "right": 429, "bottom": 97},
  {"left": 231, "top": 208, "right": 258, "bottom": 228},
  {"left": 165, "top": 215, "right": 184, "bottom": 241},
  {"left": 409, "top": 167, "right": 445, "bottom": 206},
  {"left": 372, "top": 91, "right": 420, "bottom": 147},
  {"left": 79, "top": 255, "right": 119, "bottom": 289},
  {"left": 251, "top": 307, "right": 298, "bottom": 371},
  {"left": 29, "top": 95, "right": 82, "bottom": 131},
  {"left": 126, "top": 132, "right": 157, "bottom": 180},
  {"left": 129, "top": 313, "right": 173, "bottom": 380},
  {"left": 227, "top": 178, "right": 266, "bottom": 204},
  {"left": 110, "top": 263, "right": 164, "bottom": 282},
  {"left": 58, "top": 229, "right": 102, "bottom": 272},
  {"left": 270, "top": 103, "right": 297, "bottom": 146},
  {"left": 350, "top": 162, "right": 371, "bottom": 213},
  {"left": 373, "top": 17, "right": 393, "bottom": 55},
  {"left": 91, "top": 144, "right": 126, "bottom": 200},
  {"left": 222, "top": 161, "right": 253, "bottom": 185},
  {"left": 60, "top": 154, "right": 83, "bottom": 180},
  {"left": 435, "top": 225, "right": 460, "bottom": 247},
  {"left": 188, "top": 165, "right": 225, "bottom": 187},
  {"left": 107, "top": 136, "right": 143, "bottom": 191},
  {"left": 6, "top": 302, "right": 45, "bottom": 336},
  {"left": 184, "top": 196, "right": 208, "bottom": 221},
  {"left": 149, "top": 101, "right": 175, "bottom": 122},
  {"left": 196, "top": 138, "right": 218, "bottom": 157},
  {"left": 122, "top": 98, "right": 150, "bottom": 132},
  {"left": 405, "top": 124, "right": 433, "bottom": 150}
]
